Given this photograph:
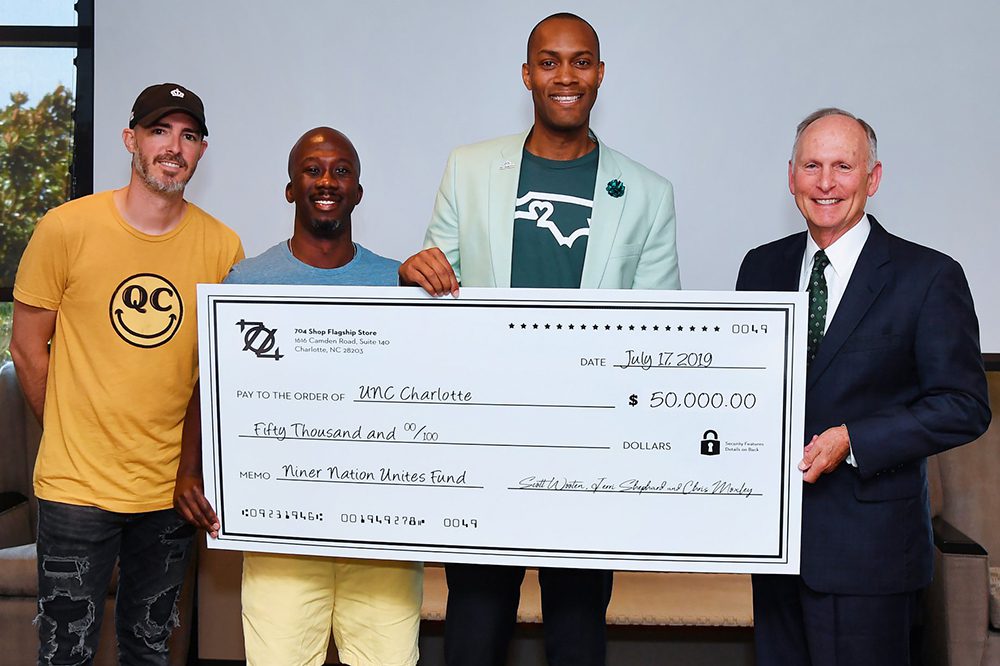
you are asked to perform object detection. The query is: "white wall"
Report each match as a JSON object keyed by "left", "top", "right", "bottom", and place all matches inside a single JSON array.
[{"left": 94, "top": 0, "right": 1000, "bottom": 350}]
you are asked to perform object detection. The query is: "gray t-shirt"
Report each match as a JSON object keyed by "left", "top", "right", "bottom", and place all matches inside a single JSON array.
[{"left": 225, "top": 241, "right": 400, "bottom": 286}]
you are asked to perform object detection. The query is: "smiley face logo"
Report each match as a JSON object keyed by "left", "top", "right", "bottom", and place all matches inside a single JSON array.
[{"left": 109, "top": 273, "right": 183, "bottom": 348}]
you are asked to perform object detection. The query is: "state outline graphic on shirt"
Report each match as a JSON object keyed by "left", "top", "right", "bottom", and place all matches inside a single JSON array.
[{"left": 514, "top": 191, "right": 593, "bottom": 249}]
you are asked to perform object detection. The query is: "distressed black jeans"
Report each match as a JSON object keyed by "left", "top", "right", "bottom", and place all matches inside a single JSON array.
[{"left": 35, "top": 499, "right": 195, "bottom": 666}]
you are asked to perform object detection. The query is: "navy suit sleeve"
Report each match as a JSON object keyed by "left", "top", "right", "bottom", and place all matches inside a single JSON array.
[
  {"left": 848, "top": 258, "right": 991, "bottom": 477},
  {"left": 735, "top": 250, "right": 757, "bottom": 291}
]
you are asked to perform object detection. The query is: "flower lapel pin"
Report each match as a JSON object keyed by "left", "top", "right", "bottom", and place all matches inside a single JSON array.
[{"left": 606, "top": 179, "right": 625, "bottom": 198}]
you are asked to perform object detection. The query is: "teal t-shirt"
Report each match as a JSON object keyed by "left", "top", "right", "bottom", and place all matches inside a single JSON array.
[{"left": 510, "top": 146, "right": 599, "bottom": 288}]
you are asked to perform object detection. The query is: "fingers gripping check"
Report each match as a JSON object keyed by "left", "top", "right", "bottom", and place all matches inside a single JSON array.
[{"left": 399, "top": 247, "right": 459, "bottom": 297}]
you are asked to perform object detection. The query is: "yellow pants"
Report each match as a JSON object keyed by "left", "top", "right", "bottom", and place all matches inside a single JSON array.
[{"left": 241, "top": 552, "right": 422, "bottom": 666}]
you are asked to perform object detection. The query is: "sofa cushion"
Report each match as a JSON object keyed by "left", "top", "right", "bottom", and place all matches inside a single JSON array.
[
  {"left": 990, "top": 566, "right": 1000, "bottom": 630},
  {"left": 0, "top": 363, "right": 30, "bottom": 499},
  {"left": 0, "top": 543, "right": 37, "bottom": 596},
  {"left": 927, "top": 455, "right": 943, "bottom": 519},
  {"left": 0, "top": 542, "right": 121, "bottom": 598},
  {"left": 419, "top": 565, "right": 753, "bottom": 627},
  {"left": 607, "top": 572, "right": 753, "bottom": 626},
  {"left": 0, "top": 495, "right": 33, "bottom": 550}
]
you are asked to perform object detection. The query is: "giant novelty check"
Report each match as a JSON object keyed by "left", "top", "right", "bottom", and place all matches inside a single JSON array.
[{"left": 198, "top": 286, "right": 806, "bottom": 573}]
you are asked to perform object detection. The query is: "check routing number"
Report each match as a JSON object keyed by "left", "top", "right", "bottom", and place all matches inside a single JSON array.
[{"left": 198, "top": 286, "right": 806, "bottom": 573}]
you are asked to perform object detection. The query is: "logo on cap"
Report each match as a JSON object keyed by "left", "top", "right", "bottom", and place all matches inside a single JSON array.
[{"left": 170, "top": 88, "right": 185, "bottom": 98}]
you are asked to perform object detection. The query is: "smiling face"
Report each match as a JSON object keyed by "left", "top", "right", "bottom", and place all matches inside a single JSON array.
[
  {"left": 522, "top": 16, "right": 604, "bottom": 136},
  {"left": 285, "top": 128, "right": 363, "bottom": 239},
  {"left": 125, "top": 111, "right": 206, "bottom": 194},
  {"left": 789, "top": 114, "right": 882, "bottom": 248},
  {"left": 109, "top": 273, "right": 183, "bottom": 348}
]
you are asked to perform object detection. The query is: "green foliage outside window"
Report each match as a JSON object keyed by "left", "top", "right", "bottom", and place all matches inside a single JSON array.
[
  {"left": 0, "top": 86, "right": 73, "bottom": 362},
  {"left": 1, "top": 85, "right": 75, "bottom": 288}
]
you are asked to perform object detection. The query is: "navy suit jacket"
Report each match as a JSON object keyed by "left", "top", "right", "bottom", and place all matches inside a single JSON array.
[{"left": 736, "top": 216, "right": 990, "bottom": 595}]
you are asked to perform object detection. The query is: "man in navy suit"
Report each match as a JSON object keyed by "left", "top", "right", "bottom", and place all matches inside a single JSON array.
[{"left": 736, "top": 108, "right": 991, "bottom": 665}]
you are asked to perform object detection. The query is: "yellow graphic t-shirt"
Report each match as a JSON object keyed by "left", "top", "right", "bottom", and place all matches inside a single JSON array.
[{"left": 14, "top": 190, "right": 244, "bottom": 512}]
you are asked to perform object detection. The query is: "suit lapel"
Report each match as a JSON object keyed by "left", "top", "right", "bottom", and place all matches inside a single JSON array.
[
  {"left": 487, "top": 132, "right": 529, "bottom": 287},
  {"left": 775, "top": 234, "right": 806, "bottom": 291},
  {"left": 807, "top": 216, "right": 891, "bottom": 388},
  {"left": 581, "top": 137, "right": 625, "bottom": 288}
]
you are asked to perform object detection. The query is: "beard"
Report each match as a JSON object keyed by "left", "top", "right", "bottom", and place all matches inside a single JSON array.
[
  {"left": 307, "top": 217, "right": 343, "bottom": 238},
  {"left": 133, "top": 146, "right": 193, "bottom": 194}
]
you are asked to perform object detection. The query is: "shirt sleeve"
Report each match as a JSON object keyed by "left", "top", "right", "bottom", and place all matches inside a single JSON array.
[{"left": 13, "top": 211, "right": 69, "bottom": 310}]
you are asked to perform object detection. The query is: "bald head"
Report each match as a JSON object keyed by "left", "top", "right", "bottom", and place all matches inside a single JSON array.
[
  {"left": 527, "top": 12, "right": 600, "bottom": 62},
  {"left": 287, "top": 127, "right": 360, "bottom": 180}
]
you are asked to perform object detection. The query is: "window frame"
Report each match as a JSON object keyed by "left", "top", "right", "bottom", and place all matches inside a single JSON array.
[{"left": 0, "top": 0, "right": 94, "bottom": 301}]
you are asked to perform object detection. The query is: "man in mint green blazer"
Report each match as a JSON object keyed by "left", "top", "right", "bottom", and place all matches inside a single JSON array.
[
  {"left": 400, "top": 12, "right": 680, "bottom": 666},
  {"left": 413, "top": 127, "right": 680, "bottom": 292}
]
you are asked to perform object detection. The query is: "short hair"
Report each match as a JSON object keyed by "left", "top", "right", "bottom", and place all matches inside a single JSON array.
[
  {"left": 526, "top": 13, "right": 600, "bottom": 62},
  {"left": 791, "top": 107, "right": 878, "bottom": 170}
]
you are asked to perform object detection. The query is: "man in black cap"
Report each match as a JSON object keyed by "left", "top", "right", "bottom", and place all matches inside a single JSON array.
[{"left": 11, "top": 82, "right": 243, "bottom": 664}]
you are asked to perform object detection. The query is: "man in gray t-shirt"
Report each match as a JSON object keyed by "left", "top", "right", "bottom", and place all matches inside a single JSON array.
[
  {"left": 225, "top": 236, "right": 398, "bottom": 287},
  {"left": 174, "top": 128, "right": 420, "bottom": 666}
]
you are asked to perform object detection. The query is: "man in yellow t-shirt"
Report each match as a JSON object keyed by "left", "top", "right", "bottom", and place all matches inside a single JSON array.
[{"left": 10, "top": 83, "right": 243, "bottom": 665}]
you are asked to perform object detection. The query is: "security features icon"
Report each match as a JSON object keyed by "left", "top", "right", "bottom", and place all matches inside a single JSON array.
[{"left": 700, "top": 429, "right": 721, "bottom": 456}]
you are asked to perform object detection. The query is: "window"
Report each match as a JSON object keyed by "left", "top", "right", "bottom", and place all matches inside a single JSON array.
[{"left": 0, "top": 0, "right": 92, "bottom": 361}]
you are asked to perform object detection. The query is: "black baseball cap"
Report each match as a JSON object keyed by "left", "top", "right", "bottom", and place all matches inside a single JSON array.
[{"left": 129, "top": 83, "right": 208, "bottom": 136}]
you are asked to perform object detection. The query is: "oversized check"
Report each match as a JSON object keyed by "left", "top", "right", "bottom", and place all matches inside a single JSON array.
[{"left": 198, "top": 286, "right": 806, "bottom": 573}]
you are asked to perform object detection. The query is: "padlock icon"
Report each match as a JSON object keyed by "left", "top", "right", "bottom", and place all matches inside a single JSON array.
[{"left": 700, "top": 430, "right": 720, "bottom": 456}]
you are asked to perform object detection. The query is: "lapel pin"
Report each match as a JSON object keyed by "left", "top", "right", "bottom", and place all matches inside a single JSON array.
[{"left": 606, "top": 179, "right": 625, "bottom": 198}]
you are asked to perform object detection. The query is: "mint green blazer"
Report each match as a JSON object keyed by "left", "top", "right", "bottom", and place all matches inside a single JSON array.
[{"left": 423, "top": 130, "right": 681, "bottom": 289}]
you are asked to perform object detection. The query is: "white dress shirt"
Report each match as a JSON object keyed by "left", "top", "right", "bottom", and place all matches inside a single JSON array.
[
  {"left": 798, "top": 213, "right": 871, "bottom": 465},
  {"left": 798, "top": 214, "right": 871, "bottom": 333}
]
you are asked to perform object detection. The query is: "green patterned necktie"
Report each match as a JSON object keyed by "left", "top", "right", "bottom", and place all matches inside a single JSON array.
[{"left": 807, "top": 250, "right": 830, "bottom": 364}]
